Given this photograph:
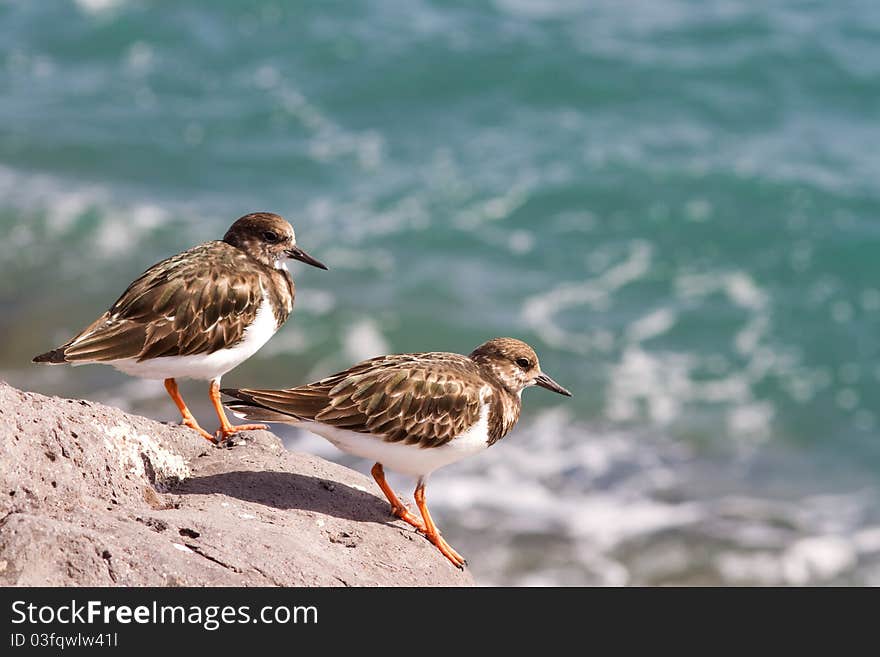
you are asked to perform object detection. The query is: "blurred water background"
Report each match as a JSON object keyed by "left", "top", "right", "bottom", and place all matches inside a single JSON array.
[{"left": 3, "top": 0, "right": 880, "bottom": 585}]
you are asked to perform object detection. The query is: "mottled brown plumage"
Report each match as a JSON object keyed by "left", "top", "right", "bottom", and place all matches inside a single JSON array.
[
  {"left": 33, "top": 212, "right": 326, "bottom": 443},
  {"left": 33, "top": 213, "right": 313, "bottom": 364},
  {"left": 223, "top": 337, "right": 572, "bottom": 450},
  {"left": 225, "top": 352, "right": 490, "bottom": 448},
  {"left": 222, "top": 337, "right": 572, "bottom": 569},
  {"left": 37, "top": 241, "right": 291, "bottom": 364}
]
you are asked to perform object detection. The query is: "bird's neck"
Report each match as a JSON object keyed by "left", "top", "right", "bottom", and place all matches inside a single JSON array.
[
  {"left": 480, "top": 375, "right": 522, "bottom": 446},
  {"left": 487, "top": 388, "right": 521, "bottom": 446},
  {"left": 264, "top": 267, "right": 295, "bottom": 327}
]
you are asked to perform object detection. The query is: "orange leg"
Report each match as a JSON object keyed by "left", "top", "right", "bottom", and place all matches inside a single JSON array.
[
  {"left": 164, "top": 378, "right": 216, "bottom": 443},
  {"left": 209, "top": 379, "right": 268, "bottom": 440},
  {"left": 371, "top": 463, "right": 426, "bottom": 532},
  {"left": 414, "top": 480, "right": 466, "bottom": 569}
]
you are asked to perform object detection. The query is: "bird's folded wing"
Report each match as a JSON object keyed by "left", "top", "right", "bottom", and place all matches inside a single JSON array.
[
  {"left": 60, "top": 243, "right": 264, "bottom": 362},
  {"left": 224, "top": 354, "right": 485, "bottom": 448}
]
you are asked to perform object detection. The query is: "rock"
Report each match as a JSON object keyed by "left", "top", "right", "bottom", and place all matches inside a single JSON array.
[{"left": 0, "top": 381, "right": 473, "bottom": 586}]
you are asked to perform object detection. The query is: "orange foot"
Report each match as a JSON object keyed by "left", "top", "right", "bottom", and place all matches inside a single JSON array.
[
  {"left": 214, "top": 422, "right": 269, "bottom": 442},
  {"left": 165, "top": 378, "right": 217, "bottom": 444},
  {"left": 414, "top": 481, "right": 467, "bottom": 569},
  {"left": 182, "top": 417, "right": 219, "bottom": 443},
  {"left": 422, "top": 528, "right": 467, "bottom": 569},
  {"left": 209, "top": 378, "right": 268, "bottom": 441},
  {"left": 370, "top": 463, "right": 427, "bottom": 533},
  {"left": 390, "top": 503, "right": 428, "bottom": 533}
]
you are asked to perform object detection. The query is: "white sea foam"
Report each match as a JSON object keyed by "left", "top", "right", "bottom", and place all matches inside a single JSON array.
[
  {"left": 258, "top": 326, "right": 312, "bottom": 357},
  {"left": 675, "top": 270, "right": 768, "bottom": 311},
  {"left": 74, "top": 0, "right": 125, "bottom": 14},
  {"left": 294, "top": 289, "right": 337, "bottom": 316},
  {"left": 343, "top": 318, "right": 390, "bottom": 363},
  {"left": 725, "top": 272, "right": 769, "bottom": 311},
  {"left": 275, "top": 403, "right": 880, "bottom": 586},
  {"left": 606, "top": 347, "right": 691, "bottom": 424},
  {"left": 625, "top": 308, "right": 677, "bottom": 343},
  {"left": 521, "top": 240, "right": 653, "bottom": 353},
  {"left": 726, "top": 402, "right": 775, "bottom": 440},
  {"left": 521, "top": 249, "right": 789, "bottom": 445},
  {"left": 269, "top": 83, "right": 385, "bottom": 171},
  {"left": 454, "top": 185, "right": 530, "bottom": 230},
  {"left": 0, "top": 164, "right": 176, "bottom": 259},
  {"left": 853, "top": 527, "right": 880, "bottom": 554},
  {"left": 124, "top": 41, "right": 154, "bottom": 75},
  {"left": 492, "top": 0, "right": 589, "bottom": 19},
  {"left": 303, "top": 194, "right": 429, "bottom": 247},
  {"left": 782, "top": 536, "right": 858, "bottom": 585}
]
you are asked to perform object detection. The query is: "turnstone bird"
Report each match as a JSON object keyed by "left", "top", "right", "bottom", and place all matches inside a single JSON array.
[
  {"left": 222, "top": 337, "right": 571, "bottom": 568},
  {"left": 33, "top": 212, "right": 327, "bottom": 443}
]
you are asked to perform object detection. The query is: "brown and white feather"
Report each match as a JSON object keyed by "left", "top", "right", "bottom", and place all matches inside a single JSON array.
[
  {"left": 37, "top": 241, "right": 293, "bottom": 364},
  {"left": 224, "top": 352, "right": 522, "bottom": 449}
]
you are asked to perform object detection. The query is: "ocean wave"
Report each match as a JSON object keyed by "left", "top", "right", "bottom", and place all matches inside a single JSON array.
[
  {"left": 0, "top": 164, "right": 179, "bottom": 260},
  {"left": 521, "top": 240, "right": 654, "bottom": 354}
]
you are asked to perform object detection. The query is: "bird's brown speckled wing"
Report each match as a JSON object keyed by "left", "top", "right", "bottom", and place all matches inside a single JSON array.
[
  {"left": 224, "top": 353, "right": 486, "bottom": 448},
  {"left": 50, "top": 242, "right": 276, "bottom": 362}
]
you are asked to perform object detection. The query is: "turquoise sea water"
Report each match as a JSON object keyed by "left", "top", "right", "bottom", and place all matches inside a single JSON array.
[{"left": 3, "top": 0, "right": 880, "bottom": 585}]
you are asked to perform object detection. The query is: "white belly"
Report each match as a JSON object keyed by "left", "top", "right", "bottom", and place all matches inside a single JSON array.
[
  {"left": 295, "top": 403, "right": 491, "bottom": 478},
  {"left": 107, "top": 296, "right": 279, "bottom": 381}
]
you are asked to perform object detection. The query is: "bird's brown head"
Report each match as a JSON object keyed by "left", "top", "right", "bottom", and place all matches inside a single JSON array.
[
  {"left": 223, "top": 212, "right": 327, "bottom": 271},
  {"left": 469, "top": 337, "right": 572, "bottom": 397}
]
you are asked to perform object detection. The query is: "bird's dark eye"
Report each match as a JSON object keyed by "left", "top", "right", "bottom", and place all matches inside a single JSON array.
[
  {"left": 516, "top": 357, "right": 532, "bottom": 369},
  {"left": 263, "top": 230, "right": 280, "bottom": 243}
]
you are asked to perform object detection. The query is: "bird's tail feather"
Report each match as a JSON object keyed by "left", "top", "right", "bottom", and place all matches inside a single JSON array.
[
  {"left": 224, "top": 399, "right": 301, "bottom": 425},
  {"left": 32, "top": 348, "right": 68, "bottom": 364}
]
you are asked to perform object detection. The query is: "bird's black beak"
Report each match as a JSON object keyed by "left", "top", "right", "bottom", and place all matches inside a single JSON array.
[
  {"left": 285, "top": 245, "right": 328, "bottom": 270},
  {"left": 534, "top": 372, "right": 572, "bottom": 397}
]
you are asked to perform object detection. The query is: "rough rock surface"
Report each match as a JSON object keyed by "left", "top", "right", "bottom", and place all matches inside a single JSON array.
[{"left": 0, "top": 382, "right": 473, "bottom": 586}]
